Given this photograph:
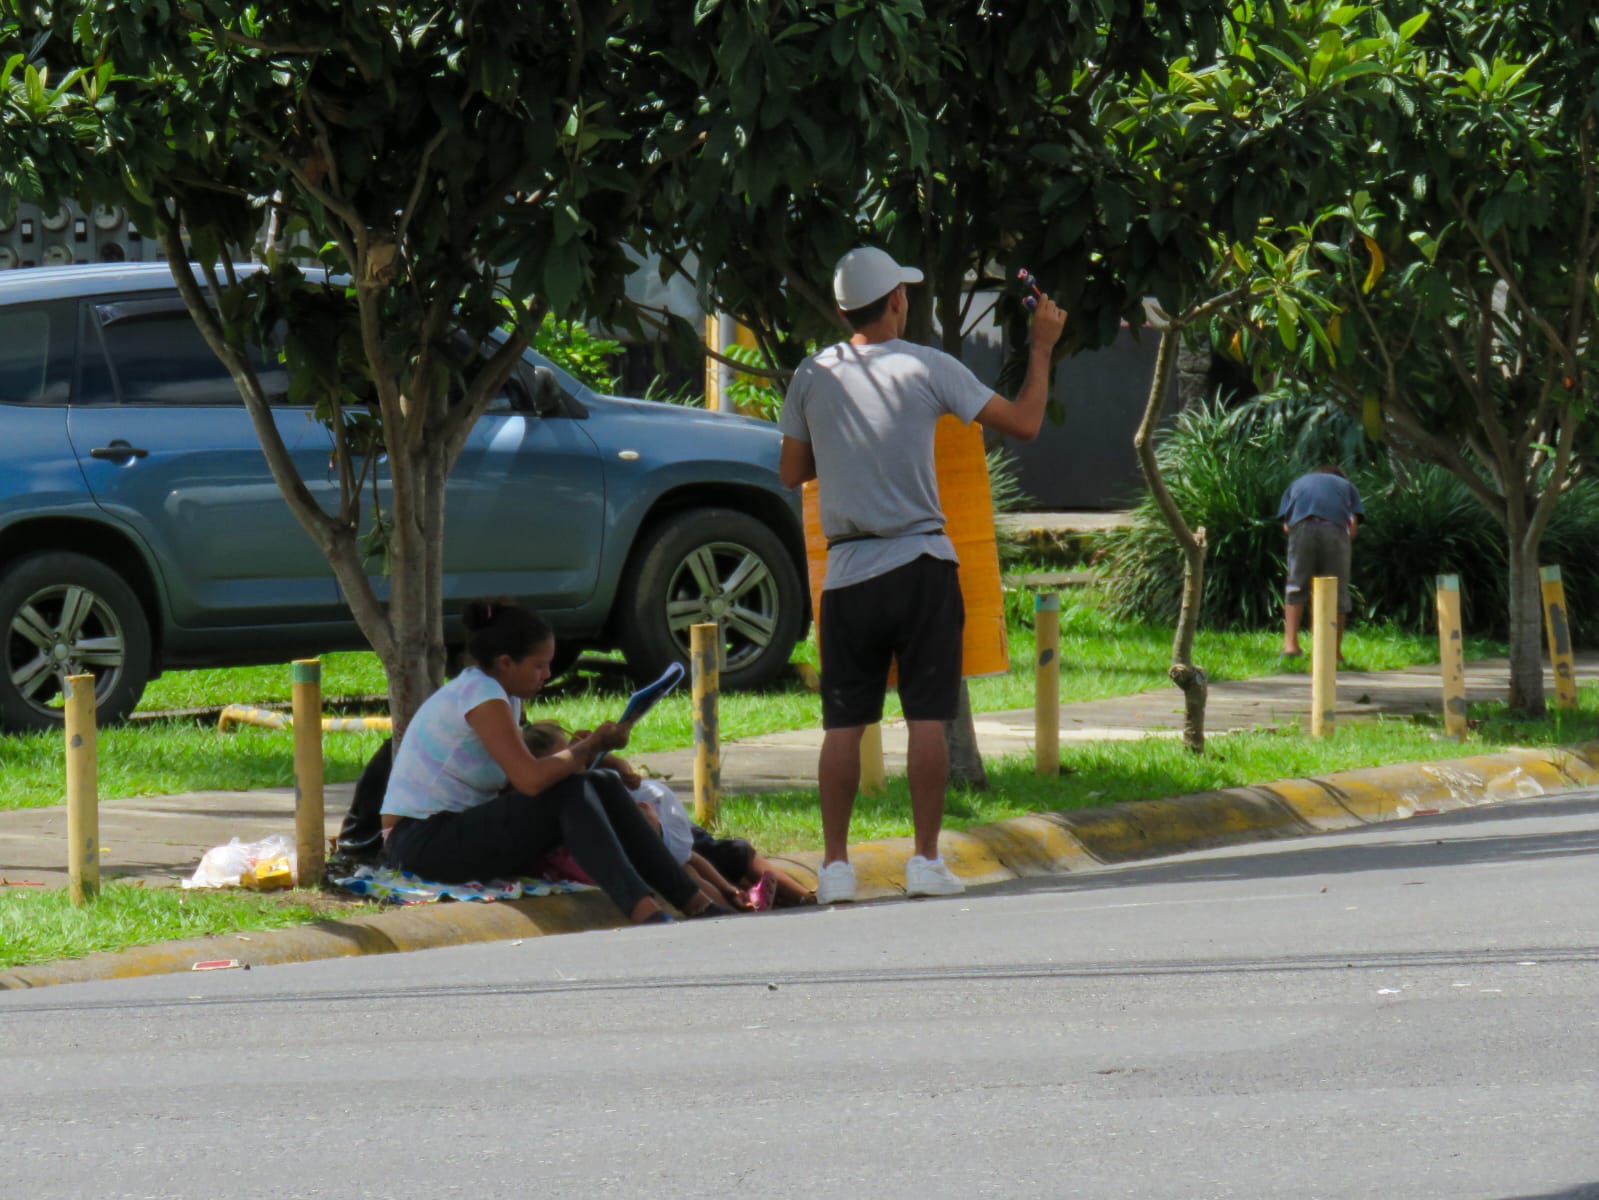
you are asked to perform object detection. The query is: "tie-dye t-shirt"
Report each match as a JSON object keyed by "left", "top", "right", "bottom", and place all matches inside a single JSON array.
[{"left": 381, "top": 667, "right": 514, "bottom": 819}]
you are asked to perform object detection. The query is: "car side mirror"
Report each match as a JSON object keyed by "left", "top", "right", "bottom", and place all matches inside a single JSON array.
[{"left": 529, "top": 366, "right": 564, "bottom": 416}]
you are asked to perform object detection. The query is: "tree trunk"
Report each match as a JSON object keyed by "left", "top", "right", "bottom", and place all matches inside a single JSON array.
[
  {"left": 370, "top": 439, "right": 452, "bottom": 739},
  {"left": 944, "top": 679, "right": 988, "bottom": 790},
  {"left": 1169, "top": 524, "right": 1209, "bottom": 754},
  {"left": 1505, "top": 525, "right": 1547, "bottom": 715},
  {"left": 1132, "top": 319, "right": 1209, "bottom": 752}
]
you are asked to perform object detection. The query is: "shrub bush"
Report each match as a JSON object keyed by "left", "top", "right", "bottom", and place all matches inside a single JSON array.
[
  {"left": 1099, "top": 393, "right": 1599, "bottom": 645},
  {"left": 534, "top": 316, "right": 623, "bottom": 391}
]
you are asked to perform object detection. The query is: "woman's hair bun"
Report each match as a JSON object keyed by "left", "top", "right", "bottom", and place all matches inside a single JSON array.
[{"left": 462, "top": 598, "right": 506, "bottom": 633}]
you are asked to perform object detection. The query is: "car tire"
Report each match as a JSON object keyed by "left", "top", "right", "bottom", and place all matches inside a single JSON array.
[
  {"left": 617, "top": 508, "right": 804, "bottom": 692},
  {"left": 0, "top": 551, "right": 153, "bottom": 732}
]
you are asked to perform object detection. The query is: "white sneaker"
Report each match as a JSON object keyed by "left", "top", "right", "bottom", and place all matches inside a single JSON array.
[
  {"left": 905, "top": 855, "right": 965, "bottom": 897},
  {"left": 816, "top": 860, "right": 857, "bottom": 904}
]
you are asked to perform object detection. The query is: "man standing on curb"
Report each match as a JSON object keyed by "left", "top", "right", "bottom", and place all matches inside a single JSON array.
[
  {"left": 778, "top": 246, "right": 1067, "bottom": 903},
  {"left": 1278, "top": 464, "right": 1364, "bottom": 663}
]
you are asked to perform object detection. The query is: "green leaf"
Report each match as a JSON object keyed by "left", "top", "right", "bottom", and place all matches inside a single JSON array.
[
  {"left": 1038, "top": 175, "right": 1078, "bottom": 213},
  {"left": 1398, "top": 12, "right": 1430, "bottom": 40},
  {"left": 542, "top": 237, "right": 582, "bottom": 314},
  {"left": 1307, "top": 37, "right": 1341, "bottom": 88},
  {"left": 552, "top": 203, "right": 585, "bottom": 242},
  {"left": 1277, "top": 301, "right": 1298, "bottom": 352},
  {"left": 1150, "top": 209, "right": 1182, "bottom": 242},
  {"left": 24, "top": 62, "right": 44, "bottom": 112},
  {"left": 1479, "top": 192, "right": 1513, "bottom": 239},
  {"left": 1255, "top": 43, "right": 1308, "bottom": 83},
  {"left": 1325, "top": 60, "right": 1384, "bottom": 87},
  {"left": 1408, "top": 230, "right": 1439, "bottom": 264},
  {"left": 1095, "top": 181, "right": 1131, "bottom": 236}
]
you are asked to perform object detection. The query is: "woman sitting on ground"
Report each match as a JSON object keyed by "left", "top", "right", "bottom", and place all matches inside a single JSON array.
[{"left": 380, "top": 599, "right": 724, "bottom": 925}]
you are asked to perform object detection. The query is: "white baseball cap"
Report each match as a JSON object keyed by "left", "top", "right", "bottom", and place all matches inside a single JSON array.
[{"left": 833, "top": 246, "right": 924, "bottom": 311}]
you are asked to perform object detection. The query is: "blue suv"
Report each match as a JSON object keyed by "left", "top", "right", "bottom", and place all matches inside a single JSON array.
[{"left": 0, "top": 263, "right": 808, "bottom": 731}]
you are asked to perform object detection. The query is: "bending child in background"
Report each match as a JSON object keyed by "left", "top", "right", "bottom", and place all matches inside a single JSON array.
[{"left": 524, "top": 721, "right": 815, "bottom": 910}]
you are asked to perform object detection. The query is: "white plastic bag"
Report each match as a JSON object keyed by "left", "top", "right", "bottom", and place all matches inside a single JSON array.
[{"left": 184, "top": 834, "right": 297, "bottom": 889}]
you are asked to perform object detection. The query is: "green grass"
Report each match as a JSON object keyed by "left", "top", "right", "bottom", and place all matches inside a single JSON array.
[
  {"left": 0, "top": 884, "right": 379, "bottom": 971},
  {"left": 136, "top": 650, "right": 392, "bottom": 710},
  {"left": 721, "top": 688, "right": 1599, "bottom": 854},
  {"left": 0, "top": 588, "right": 1502, "bottom": 812}
]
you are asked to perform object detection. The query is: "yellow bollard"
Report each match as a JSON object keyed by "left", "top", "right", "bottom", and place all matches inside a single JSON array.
[
  {"left": 1310, "top": 575, "right": 1338, "bottom": 738},
  {"left": 1034, "top": 592, "right": 1061, "bottom": 776},
  {"left": 704, "top": 312, "right": 724, "bottom": 412},
  {"left": 859, "top": 723, "right": 887, "bottom": 797},
  {"left": 691, "top": 623, "right": 721, "bottom": 826},
  {"left": 1540, "top": 565, "right": 1578, "bottom": 710},
  {"left": 64, "top": 674, "right": 99, "bottom": 905},
  {"left": 292, "top": 659, "right": 325, "bottom": 887},
  {"left": 1435, "top": 574, "right": 1468, "bottom": 739}
]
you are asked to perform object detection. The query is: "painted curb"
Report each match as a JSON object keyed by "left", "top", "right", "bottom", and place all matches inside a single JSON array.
[
  {"left": 815, "top": 741, "right": 1599, "bottom": 896},
  {"left": 5, "top": 741, "right": 1598, "bottom": 991},
  {"left": 0, "top": 890, "right": 626, "bottom": 991}
]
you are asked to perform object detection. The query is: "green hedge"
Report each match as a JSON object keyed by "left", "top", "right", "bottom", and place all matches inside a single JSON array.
[{"left": 1098, "top": 395, "right": 1599, "bottom": 645}]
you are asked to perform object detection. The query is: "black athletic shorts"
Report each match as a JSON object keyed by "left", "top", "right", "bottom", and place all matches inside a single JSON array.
[{"left": 819, "top": 554, "right": 965, "bottom": 729}]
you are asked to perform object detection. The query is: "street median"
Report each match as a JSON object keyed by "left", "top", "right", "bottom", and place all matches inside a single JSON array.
[{"left": 6, "top": 741, "right": 1598, "bottom": 991}]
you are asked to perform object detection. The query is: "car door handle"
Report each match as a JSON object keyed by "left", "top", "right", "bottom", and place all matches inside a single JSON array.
[{"left": 90, "top": 441, "right": 149, "bottom": 463}]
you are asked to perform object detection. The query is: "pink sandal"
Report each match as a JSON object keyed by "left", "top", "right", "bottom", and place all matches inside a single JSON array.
[{"left": 746, "top": 871, "right": 777, "bottom": 911}]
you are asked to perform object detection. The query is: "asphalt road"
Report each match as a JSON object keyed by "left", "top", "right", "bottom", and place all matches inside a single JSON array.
[{"left": 4, "top": 792, "right": 1599, "bottom": 1199}]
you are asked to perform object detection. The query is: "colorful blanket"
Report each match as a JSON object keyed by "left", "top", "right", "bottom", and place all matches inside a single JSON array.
[{"left": 331, "top": 864, "right": 595, "bottom": 905}]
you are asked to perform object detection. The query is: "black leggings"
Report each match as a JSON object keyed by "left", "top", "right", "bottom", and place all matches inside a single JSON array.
[{"left": 385, "top": 771, "right": 701, "bottom": 917}]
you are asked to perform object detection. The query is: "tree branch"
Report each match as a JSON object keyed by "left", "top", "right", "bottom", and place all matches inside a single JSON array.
[
  {"left": 217, "top": 28, "right": 326, "bottom": 56},
  {"left": 437, "top": 325, "right": 534, "bottom": 461},
  {"left": 625, "top": 299, "right": 795, "bottom": 383},
  {"left": 564, "top": 0, "right": 586, "bottom": 98},
  {"left": 1373, "top": 379, "right": 1506, "bottom": 516},
  {"left": 1460, "top": 201, "right": 1573, "bottom": 372},
  {"left": 397, "top": 128, "right": 449, "bottom": 242},
  {"left": 238, "top": 118, "right": 365, "bottom": 234}
]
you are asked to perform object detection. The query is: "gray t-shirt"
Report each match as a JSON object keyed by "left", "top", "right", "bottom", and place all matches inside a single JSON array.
[{"left": 780, "top": 339, "right": 993, "bottom": 589}]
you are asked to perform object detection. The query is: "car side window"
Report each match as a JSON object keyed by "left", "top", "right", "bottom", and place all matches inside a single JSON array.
[
  {"left": 482, "top": 370, "right": 521, "bottom": 415},
  {"left": 454, "top": 357, "right": 569, "bottom": 417},
  {"left": 0, "top": 301, "right": 73, "bottom": 406},
  {"left": 79, "top": 296, "right": 290, "bottom": 406}
]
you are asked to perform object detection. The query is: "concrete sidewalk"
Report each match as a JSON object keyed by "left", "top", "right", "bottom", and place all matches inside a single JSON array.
[{"left": 2, "top": 654, "right": 1594, "bottom": 893}]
